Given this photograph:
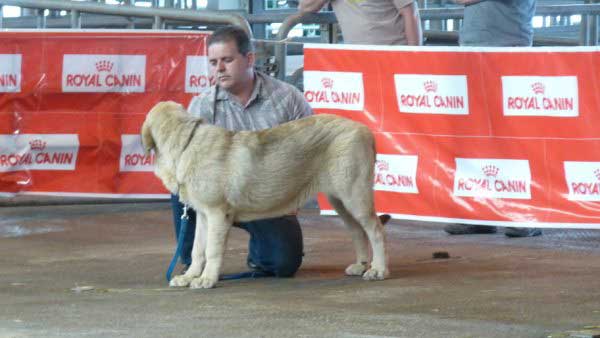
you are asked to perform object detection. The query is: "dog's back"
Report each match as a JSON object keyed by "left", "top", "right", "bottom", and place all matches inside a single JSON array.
[{"left": 224, "top": 114, "right": 376, "bottom": 220}]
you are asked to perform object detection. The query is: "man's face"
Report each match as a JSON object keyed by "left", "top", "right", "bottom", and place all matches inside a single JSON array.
[{"left": 208, "top": 40, "right": 254, "bottom": 93}]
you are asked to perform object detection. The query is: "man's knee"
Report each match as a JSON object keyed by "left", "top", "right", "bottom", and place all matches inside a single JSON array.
[
  {"left": 271, "top": 246, "right": 303, "bottom": 277},
  {"left": 245, "top": 216, "right": 304, "bottom": 277},
  {"left": 274, "top": 218, "right": 303, "bottom": 277}
]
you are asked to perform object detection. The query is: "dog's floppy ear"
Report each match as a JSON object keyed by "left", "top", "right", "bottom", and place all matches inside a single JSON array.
[{"left": 141, "top": 118, "right": 155, "bottom": 155}]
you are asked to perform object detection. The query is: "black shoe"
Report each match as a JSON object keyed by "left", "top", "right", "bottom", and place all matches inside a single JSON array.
[
  {"left": 379, "top": 214, "right": 391, "bottom": 225},
  {"left": 444, "top": 224, "right": 498, "bottom": 235},
  {"left": 504, "top": 227, "right": 542, "bottom": 238}
]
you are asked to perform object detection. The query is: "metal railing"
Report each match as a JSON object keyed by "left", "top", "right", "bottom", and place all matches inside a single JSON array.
[
  {"left": 0, "top": 0, "right": 252, "bottom": 36},
  {"left": 273, "top": 3, "right": 600, "bottom": 79}
]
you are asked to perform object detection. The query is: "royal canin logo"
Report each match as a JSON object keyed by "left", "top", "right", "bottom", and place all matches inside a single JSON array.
[
  {"left": 373, "top": 154, "right": 419, "bottom": 193},
  {"left": 0, "top": 74, "right": 18, "bottom": 87},
  {"left": 454, "top": 158, "right": 531, "bottom": 199},
  {"left": 303, "top": 71, "right": 364, "bottom": 111},
  {"left": 119, "top": 135, "right": 156, "bottom": 172},
  {"left": 594, "top": 168, "right": 600, "bottom": 181},
  {"left": 95, "top": 60, "right": 114, "bottom": 72},
  {"left": 185, "top": 56, "right": 215, "bottom": 93},
  {"left": 564, "top": 162, "right": 600, "bottom": 200},
  {"left": 29, "top": 139, "right": 47, "bottom": 151},
  {"left": 423, "top": 80, "right": 437, "bottom": 93},
  {"left": 0, "top": 54, "right": 21, "bottom": 93},
  {"left": 531, "top": 82, "right": 545, "bottom": 95},
  {"left": 502, "top": 76, "right": 578, "bottom": 117},
  {"left": 62, "top": 55, "right": 145, "bottom": 93},
  {"left": 482, "top": 165, "right": 499, "bottom": 177},
  {"left": 0, "top": 134, "right": 79, "bottom": 172},
  {"left": 376, "top": 160, "right": 389, "bottom": 171},
  {"left": 321, "top": 77, "right": 333, "bottom": 89},
  {"left": 394, "top": 74, "right": 469, "bottom": 115}
]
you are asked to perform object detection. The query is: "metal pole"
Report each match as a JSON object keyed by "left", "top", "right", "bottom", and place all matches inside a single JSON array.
[
  {"left": 70, "top": 9, "right": 81, "bottom": 28},
  {"left": 153, "top": 14, "right": 161, "bottom": 29},
  {"left": 592, "top": 14, "right": 599, "bottom": 45},
  {"left": 429, "top": 0, "right": 442, "bottom": 30},
  {"left": 36, "top": 8, "right": 46, "bottom": 28}
]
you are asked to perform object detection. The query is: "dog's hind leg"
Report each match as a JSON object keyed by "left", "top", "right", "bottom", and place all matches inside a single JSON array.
[
  {"left": 327, "top": 195, "right": 370, "bottom": 276},
  {"left": 169, "top": 212, "right": 208, "bottom": 287},
  {"left": 341, "top": 195, "right": 388, "bottom": 281},
  {"left": 190, "top": 208, "right": 232, "bottom": 289}
]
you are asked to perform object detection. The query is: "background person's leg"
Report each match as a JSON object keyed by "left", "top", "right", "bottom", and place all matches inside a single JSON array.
[{"left": 170, "top": 194, "right": 197, "bottom": 266}]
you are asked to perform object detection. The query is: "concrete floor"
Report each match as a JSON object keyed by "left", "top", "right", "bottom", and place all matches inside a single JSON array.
[{"left": 1, "top": 202, "right": 599, "bottom": 338}]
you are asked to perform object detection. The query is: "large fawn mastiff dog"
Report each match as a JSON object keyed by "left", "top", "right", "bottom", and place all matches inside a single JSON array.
[{"left": 141, "top": 101, "right": 388, "bottom": 289}]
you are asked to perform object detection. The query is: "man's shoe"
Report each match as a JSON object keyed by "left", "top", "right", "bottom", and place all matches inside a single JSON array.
[
  {"left": 444, "top": 224, "right": 498, "bottom": 235},
  {"left": 504, "top": 227, "right": 542, "bottom": 238},
  {"left": 247, "top": 260, "right": 260, "bottom": 270}
]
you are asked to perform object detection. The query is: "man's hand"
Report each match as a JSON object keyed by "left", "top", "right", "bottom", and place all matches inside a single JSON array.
[{"left": 298, "top": 0, "right": 329, "bottom": 14}]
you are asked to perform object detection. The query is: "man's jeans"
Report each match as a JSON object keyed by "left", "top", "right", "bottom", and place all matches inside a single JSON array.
[{"left": 171, "top": 195, "right": 303, "bottom": 277}]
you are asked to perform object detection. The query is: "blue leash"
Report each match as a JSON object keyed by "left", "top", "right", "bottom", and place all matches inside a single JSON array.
[
  {"left": 166, "top": 204, "right": 273, "bottom": 283},
  {"left": 166, "top": 205, "right": 190, "bottom": 283}
]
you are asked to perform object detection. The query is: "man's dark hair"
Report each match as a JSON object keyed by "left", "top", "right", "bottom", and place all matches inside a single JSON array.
[{"left": 207, "top": 25, "right": 254, "bottom": 56}]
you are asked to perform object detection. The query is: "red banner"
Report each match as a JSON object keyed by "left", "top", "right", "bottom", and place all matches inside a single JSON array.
[
  {"left": 304, "top": 44, "right": 600, "bottom": 228},
  {"left": 3, "top": 33, "right": 600, "bottom": 228},
  {"left": 0, "top": 30, "right": 210, "bottom": 198}
]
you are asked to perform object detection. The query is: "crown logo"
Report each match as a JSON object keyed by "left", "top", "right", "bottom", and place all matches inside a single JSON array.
[
  {"left": 29, "top": 139, "right": 47, "bottom": 151},
  {"left": 376, "top": 160, "right": 389, "bottom": 172},
  {"left": 95, "top": 60, "right": 114, "bottom": 72},
  {"left": 531, "top": 82, "right": 545, "bottom": 95},
  {"left": 423, "top": 80, "right": 438, "bottom": 93},
  {"left": 482, "top": 165, "right": 499, "bottom": 177},
  {"left": 594, "top": 169, "right": 600, "bottom": 181},
  {"left": 321, "top": 77, "right": 333, "bottom": 89}
]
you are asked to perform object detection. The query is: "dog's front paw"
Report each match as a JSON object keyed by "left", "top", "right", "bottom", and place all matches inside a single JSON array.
[
  {"left": 362, "top": 267, "right": 389, "bottom": 281},
  {"left": 190, "top": 274, "right": 218, "bottom": 289},
  {"left": 169, "top": 274, "right": 193, "bottom": 287},
  {"left": 345, "top": 263, "right": 367, "bottom": 276}
]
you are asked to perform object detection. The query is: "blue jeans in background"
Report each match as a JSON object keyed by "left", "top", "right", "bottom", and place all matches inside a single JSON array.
[{"left": 170, "top": 195, "right": 303, "bottom": 277}]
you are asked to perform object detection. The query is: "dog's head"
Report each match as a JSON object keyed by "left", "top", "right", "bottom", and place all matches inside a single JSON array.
[{"left": 141, "top": 101, "right": 188, "bottom": 155}]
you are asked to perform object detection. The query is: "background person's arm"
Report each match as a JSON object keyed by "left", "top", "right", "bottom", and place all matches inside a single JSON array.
[
  {"left": 298, "top": 0, "right": 329, "bottom": 14},
  {"left": 397, "top": 1, "right": 423, "bottom": 45}
]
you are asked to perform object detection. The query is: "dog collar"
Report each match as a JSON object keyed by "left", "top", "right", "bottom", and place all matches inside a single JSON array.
[{"left": 181, "top": 119, "right": 202, "bottom": 154}]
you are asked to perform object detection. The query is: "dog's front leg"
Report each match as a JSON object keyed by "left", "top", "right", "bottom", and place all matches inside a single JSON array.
[
  {"left": 170, "top": 212, "right": 208, "bottom": 287},
  {"left": 190, "top": 209, "right": 231, "bottom": 289}
]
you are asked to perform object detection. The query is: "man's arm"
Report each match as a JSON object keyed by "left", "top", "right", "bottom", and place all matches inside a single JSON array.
[
  {"left": 397, "top": 1, "right": 423, "bottom": 46},
  {"left": 298, "top": 0, "right": 329, "bottom": 14}
]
